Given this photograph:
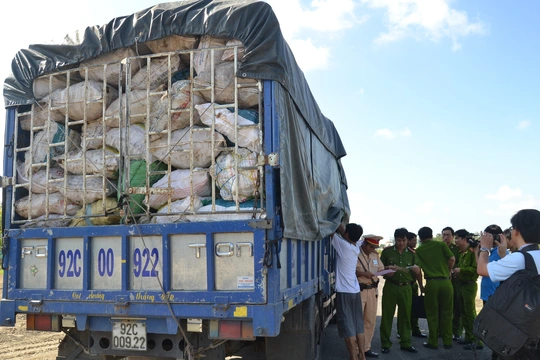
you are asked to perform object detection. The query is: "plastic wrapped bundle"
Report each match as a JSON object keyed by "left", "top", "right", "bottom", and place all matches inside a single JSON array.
[{"left": 69, "top": 198, "right": 121, "bottom": 226}]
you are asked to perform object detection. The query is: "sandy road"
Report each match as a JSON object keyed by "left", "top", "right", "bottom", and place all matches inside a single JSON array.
[{"left": 0, "top": 275, "right": 64, "bottom": 360}]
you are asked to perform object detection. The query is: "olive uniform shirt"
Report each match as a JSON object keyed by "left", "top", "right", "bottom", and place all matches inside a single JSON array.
[
  {"left": 455, "top": 246, "right": 478, "bottom": 282},
  {"left": 415, "top": 240, "right": 454, "bottom": 278},
  {"left": 380, "top": 246, "right": 415, "bottom": 284},
  {"left": 448, "top": 243, "right": 460, "bottom": 268}
]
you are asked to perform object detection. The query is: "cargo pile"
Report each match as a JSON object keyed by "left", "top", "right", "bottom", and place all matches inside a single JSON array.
[{"left": 14, "top": 36, "right": 265, "bottom": 228}]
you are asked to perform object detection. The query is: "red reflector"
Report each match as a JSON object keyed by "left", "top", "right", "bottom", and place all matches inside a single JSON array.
[
  {"left": 27, "top": 314, "right": 52, "bottom": 331},
  {"left": 219, "top": 321, "right": 242, "bottom": 339}
]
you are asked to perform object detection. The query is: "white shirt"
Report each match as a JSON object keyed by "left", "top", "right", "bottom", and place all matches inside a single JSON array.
[
  {"left": 331, "top": 233, "right": 361, "bottom": 293},
  {"left": 487, "top": 244, "right": 540, "bottom": 283}
]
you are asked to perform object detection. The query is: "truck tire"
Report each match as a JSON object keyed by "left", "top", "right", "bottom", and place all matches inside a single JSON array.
[{"left": 265, "top": 294, "right": 323, "bottom": 360}]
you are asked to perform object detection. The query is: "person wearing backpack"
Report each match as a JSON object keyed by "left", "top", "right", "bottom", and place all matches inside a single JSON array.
[{"left": 476, "top": 208, "right": 540, "bottom": 359}]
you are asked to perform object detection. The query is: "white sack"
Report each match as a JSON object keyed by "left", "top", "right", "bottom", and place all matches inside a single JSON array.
[
  {"left": 51, "top": 175, "right": 117, "bottom": 205},
  {"left": 56, "top": 148, "right": 119, "bottom": 179},
  {"left": 79, "top": 47, "right": 141, "bottom": 87},
  {"left": 131, "top": 55, "right": 182, "bottom": 90},
  {"left": 149, "top": 126, "right": 226, "bottom": 169},
  {"left": 149, "top": 80, "right": 204, "bottom": 135},
  {"left": 20, "top": 100, "right": 65, "bottom": 131},
  {"left": 146, "top": 169, "right": 211, "bottom": 209},
  {"left": 221, "top": 39, "right": 245, "bottom": 61},
  {"left": 196, "top": 103, "right": 261, "bottom": 152},
  {"left": 216, "top": 148, "right": 258, "bottom": 202},
  {"left": 49, "top": 81, "right": 118, "bottom": 121},
  {"left": 24, "top": 121, "right": 81, "bottom": 177},
  {"left": 17, "top": 162, "right": 64, "bottom": 194},
  {"left": 105, "top": 125, "right": 152, "bottom": 161},
  {"left": 194, "top": 62, "right": 259, "bottom": 108},
  {"left": 82, "top": 120, "right": 108, "bottom": 150},
  {"left": 33, "top": 75, "right": 67, "bottom": 100},
  {"left": 20, "top": 214, "right": 72, "bottom": 229},
  {"left": 193, "top": 36, "right": 227, "bottom": 76},
  {"left": 105, "top": 90, "right": 157, "bottom": 127},
  {"left": 151, "top": 196, "right": 203, "bottom": 224},
  {"left": 15, "top": 192, "right": 82, "bottom": 219}
]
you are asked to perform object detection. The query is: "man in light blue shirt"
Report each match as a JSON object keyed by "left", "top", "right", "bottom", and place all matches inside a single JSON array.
[{"left": 479, "top": 225, "right": 509, "bottom": 305}]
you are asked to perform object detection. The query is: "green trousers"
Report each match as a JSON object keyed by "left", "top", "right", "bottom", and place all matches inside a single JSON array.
[
  {"left": 456, "top": 282, "right": 481, "bottom": 343},
  {"left": 452, "top": 279, "right": 463, "bottom": 337},
  {"left": 397, "top": 282, "right": 421, "bottom": 334},
  {"left": 425, "top": 279, "right": 453, "bottom": 347},
  {"left": 380, "top": 281, "right": 412, "bottom": 348}
]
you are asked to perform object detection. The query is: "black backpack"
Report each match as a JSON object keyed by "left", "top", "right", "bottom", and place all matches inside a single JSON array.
[{"left": 473, "top": 247, "right": 540, "bottom": 359}]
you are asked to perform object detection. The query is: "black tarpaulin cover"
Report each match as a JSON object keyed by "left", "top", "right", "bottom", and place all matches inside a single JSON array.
[{"left": 3, "top": 0, "right": 350, "bottom": 240}]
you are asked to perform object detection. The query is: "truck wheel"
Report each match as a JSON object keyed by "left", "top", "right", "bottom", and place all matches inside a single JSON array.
[{"left": 265, "top": 294, "right": 323, "bottom": 360}]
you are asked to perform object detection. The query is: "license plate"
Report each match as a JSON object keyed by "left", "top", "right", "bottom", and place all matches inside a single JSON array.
[{"left": 112, "top": 320, "right": 147, "bottom": 351}]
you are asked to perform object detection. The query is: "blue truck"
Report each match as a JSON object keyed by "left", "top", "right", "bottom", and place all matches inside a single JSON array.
[{"left": 0, "top": 1, "right": 350, "bottom": 359}]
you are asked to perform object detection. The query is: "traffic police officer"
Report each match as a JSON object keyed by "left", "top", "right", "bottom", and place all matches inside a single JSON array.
[
  {"left": 379, "top": 228, "right": 419, "bottom": 354},
  {"left": 452, "top": 229, "right": 483, "bottom": 350}
]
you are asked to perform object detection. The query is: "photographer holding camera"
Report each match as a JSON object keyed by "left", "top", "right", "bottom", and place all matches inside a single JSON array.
[
  {"left": 452, "top": 229, "right": 482, "bottom": 350},
  {"left": 478, "top": 225, "right": 509, "bottom": 304}
]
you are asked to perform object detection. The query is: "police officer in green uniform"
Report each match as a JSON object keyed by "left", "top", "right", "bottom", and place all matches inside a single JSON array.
[
  {"left": 452, "top": 229, "right": 483, "bottom": 350},
  {"left": 379, "top": 228, "right": 419, "bottom": 354},
  {"left": 442, "top": 226, "right": 462, "bottom": 340},
  {"left": 415, "top": 227, "right": 455, "bottom": 350},
  {"left": 396, "top": 232, "right": 427, "bottom": 338}
]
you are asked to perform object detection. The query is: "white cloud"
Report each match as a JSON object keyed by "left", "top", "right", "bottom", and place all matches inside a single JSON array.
[
  {"left": 374, "top": 128, "right": 395, "bottom": 139},
  {"left": 485, "top": 185, "right": 522, "bottom": 202},
  {"left": 361, "top": 0, "right": 487, "bottom": 50},
  {"left": 288, "top": 38, "right": 330, "bottom": 72},
  {"left": 400, "top": 127, "right": 412, "bottom": 137},
  {"left": 374, "top": 127, "right": 412, "bottom": 139},
  {"left": 266, "top": 0, "right": 361, "bottom": 71},
  {"left": 517, "top": 120, "right": 531, "bottom": 130}
]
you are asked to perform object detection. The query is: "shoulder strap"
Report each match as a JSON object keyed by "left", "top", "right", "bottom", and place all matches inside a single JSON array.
[{"left": 519, "top": 244, "right": 539, "bottom": 274}]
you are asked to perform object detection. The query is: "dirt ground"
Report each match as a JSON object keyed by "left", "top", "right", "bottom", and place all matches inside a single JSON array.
[{"left": 0, "top": 275, "right": 64, "bottom": 360}]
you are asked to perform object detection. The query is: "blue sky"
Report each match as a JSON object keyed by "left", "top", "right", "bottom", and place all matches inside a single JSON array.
[{"left": 1, "top": 0, "right": 539, "bottom": 241}]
